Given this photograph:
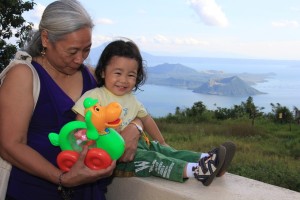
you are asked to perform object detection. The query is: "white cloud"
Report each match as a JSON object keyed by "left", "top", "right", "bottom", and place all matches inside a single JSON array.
[
  {"left": 138, "top": 36, "right": 147, "bottom": 43},
  {"left": 187, "top": 0, "right": 229, "bottom": 27},
  {"left": 174, "top": 37, "right": 209, "bottom": 46},
  {"left": 91, "top": 32, "right": 300, "bottom": 60},
  {"left": 95, "top": 18, "right": 114, "bottom": 25},
  {"left": 153, "top": 34, "right": 170, "bottom": 44},
  {"left": 271, "top": 20, "right": 299, "bottom": 28},
  {"left": 123, "top": 34, "right": 210, "bottom": 56},
  {"left": 23, "top": 3, "right": 45, "bottom": 30},
  {"left": 151, "top": 35, "right": 209, "bottom": 46},
  {"left": 33, "top": 3, "right": 45, "bottom": 20},
  {"left": 91, "top": 35, "right": 113, "bottom": 47}
]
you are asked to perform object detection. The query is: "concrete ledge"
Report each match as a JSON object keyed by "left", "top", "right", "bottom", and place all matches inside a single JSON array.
[{"left": 106, "top": 173, "right": 300, "bottom": 200}]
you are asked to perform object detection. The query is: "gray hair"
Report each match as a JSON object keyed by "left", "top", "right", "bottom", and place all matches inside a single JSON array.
[{"left": 25, "top": 0, "right": 94, "bottom": 56}]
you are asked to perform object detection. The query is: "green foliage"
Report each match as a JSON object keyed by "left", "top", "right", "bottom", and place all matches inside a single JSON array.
[
  {"left": 270, "top": 103, "right": 294, "bottom": 124},
  {"left": 166, "top": 97, "right": 298, "bottom": 125},
  {"left": 0, "top": 0, "right": 35, "bottom": 72},
  {"left": 164, "top": 101, "right": 217, "bottom": 123},
  {"left": 153, "top": 99, "right": 300, "bottom": 192},
  {"left": 241, "top": 96, "right": 264, "bottom": 125}
]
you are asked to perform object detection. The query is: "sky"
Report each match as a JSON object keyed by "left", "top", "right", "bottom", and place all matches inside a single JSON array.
[{"left": 23, "top": 0, "right": 300, "bottom": 60}]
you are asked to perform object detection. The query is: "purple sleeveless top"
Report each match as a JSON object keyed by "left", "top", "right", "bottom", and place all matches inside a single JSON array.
[{"left": 7, "top": 61, "right": 111, "bottom": 200}]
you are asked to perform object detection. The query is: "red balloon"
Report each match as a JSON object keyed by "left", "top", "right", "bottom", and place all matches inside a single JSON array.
[
  {"left": 57, "top": 151, "right": 79, "bottom": 172},
  {"left": 85, "top": 148, "right": 112, "bottom": 170}
]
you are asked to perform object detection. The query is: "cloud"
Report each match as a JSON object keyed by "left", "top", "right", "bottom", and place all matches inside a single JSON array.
[
  {"left": 31, "top": 3, "right": 45, "bottom": 21},
  {"left": 187, "top": 0, "right": 229, "bottom": 27},
  {"left": 174, "top": 37, "right": 209, "bottom": 46},
  {"left": 271, "top": 20, "right": 299, "bottom": 28},
  {"left": 94, "top": 18, "right": 114, "bottom": 25},
  {"left": 153, "top": 34, "right": 170, "bottom": 44},
  {"left": 135, "top": 34, "right": 209, "bottom": 47},
  {"left": 23, "top": 3, "right": 45, "bottom": 29},
  {"left": 91, "top": 35, "right": 113, "bottom": 47}
]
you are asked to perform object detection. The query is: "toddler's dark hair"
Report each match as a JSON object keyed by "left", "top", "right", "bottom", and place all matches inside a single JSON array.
[{"left": 95, "top": 39, "right": 147, "bottom": 91}]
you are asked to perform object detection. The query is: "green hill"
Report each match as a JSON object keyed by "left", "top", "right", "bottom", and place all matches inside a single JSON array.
[{"left": 193, "top": 76, "right": 266, "bottom": 96}]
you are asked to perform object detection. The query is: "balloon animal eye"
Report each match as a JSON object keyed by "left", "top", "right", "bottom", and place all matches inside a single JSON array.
[{"left": 94, "top": 106, "right": 100, "bottom": 112}]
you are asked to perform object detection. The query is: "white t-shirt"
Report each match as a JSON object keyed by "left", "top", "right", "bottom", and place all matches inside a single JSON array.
[{"left": 72, "top": 87, "right": 148, "bottom": 130}]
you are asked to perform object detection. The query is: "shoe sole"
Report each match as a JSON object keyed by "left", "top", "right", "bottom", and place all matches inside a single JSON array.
[
  {"left": 202, "top": 145, "right": 226, "bottom": 186},
  {"left": 217, "top": 141, "right": 236, "bottom": 177}
]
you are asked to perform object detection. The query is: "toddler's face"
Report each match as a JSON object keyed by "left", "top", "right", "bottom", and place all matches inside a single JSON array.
[{"left": 102, "top": 56, "right": 138, "bottom": 96}]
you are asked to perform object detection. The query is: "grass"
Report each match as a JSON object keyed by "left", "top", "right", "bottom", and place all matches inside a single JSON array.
[{"left": 153, "top": 117, "right": 300, "bottom": 192}]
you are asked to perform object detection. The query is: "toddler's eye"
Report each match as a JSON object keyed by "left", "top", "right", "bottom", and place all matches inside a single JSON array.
[{"left": 129, "top": 73, "right": 137, "bottom": 78}]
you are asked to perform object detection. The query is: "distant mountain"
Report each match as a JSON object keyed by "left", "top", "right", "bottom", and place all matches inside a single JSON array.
[
  {"left": 87, "top": 43, "right": 108, "bottom": 66},
  {"left": 146, "top": 63, "right": 210, "bottom": 89},
  {"left": 193, "top": 76, "right": 265, "bottom": 96},
  {"left": 88, "top": 43, "right": 163, "bottom": 66},
  {"left": 146, "top": 63, "right": 266, "bottom": 96},
  {"left": 88, "top": 45, "right": 270, "bottom": 96}
]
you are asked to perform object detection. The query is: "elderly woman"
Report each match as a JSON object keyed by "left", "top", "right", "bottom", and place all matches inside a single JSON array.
[{"left": 0, "top": 1, "right": 142, "bottom": 200}]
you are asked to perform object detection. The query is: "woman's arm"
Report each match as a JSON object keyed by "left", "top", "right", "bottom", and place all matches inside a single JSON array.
[
  {"left": 118, "top": 118, "right": 143, "bottom": 162},
  {"left": 0, "top": 65, "right": 62, "bottom": 183},
  {"left": 0, "top": 66, "right": 115, "bottom": 187}
]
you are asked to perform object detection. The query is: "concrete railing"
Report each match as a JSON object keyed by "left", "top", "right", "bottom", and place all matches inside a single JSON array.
[{"left": 106, "top": 173, "right": 300, "bottom": 200}]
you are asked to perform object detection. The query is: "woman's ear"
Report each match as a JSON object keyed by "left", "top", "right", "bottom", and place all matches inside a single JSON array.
[
  {"left": 41, "top": 30, "right": 49, "bottom": 48},
  {"left": 101, "top": 71, "right": 105, "bottom": 78}
]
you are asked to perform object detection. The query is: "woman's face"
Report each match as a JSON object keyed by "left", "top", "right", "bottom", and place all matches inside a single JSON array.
[
  {"left": 42, "top": 27, "right": 92, "bottom": 75},
  {"left": 102, "top": 56, "right": 138, "bottom": 96}
]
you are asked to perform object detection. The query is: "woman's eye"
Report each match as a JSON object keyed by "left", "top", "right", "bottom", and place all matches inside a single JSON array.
[
  {"left": 69, "top": 51, "right": 77, "bottom": 55},
  {"left": 67, "top": 49, "right": 79, "bottom": 55}
]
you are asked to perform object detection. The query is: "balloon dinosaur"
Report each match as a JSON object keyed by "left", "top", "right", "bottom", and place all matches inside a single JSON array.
[{"left": 48, "top": 97, "right": 125, "bottom": 171}]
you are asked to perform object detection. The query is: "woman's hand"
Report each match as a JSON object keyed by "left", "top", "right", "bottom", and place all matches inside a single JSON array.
[
  {"left": 61, "top": 145, "right": 116, "bottom": 187},
  {"left": 118, "top": 119, "right": 142, "bottom": 162}
]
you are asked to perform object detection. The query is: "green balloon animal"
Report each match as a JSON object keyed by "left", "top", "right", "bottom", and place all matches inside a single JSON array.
[{"left": 48, "top": 97, "right": 125, "bottom": 171}]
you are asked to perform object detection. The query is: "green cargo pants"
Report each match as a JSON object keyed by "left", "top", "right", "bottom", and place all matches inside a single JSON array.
[{"left": 115, "top": 139, "right": 201, "bottom": 182}]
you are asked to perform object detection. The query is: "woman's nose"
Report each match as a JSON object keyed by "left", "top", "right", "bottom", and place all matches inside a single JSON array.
[{"left": 74, "top": 52, "right": 85, "bottom": 64}]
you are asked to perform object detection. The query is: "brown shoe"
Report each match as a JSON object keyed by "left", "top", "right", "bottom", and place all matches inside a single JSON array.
[
  {"left": 193, "top": 145, "right": 226, "bottom": 186},
  {"left": 217, "top": 141, "right": 236, "bottom": 177}
]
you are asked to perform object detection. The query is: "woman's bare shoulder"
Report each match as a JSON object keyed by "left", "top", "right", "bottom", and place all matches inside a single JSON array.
[
  {"left": 1, "top": 63, "right": 34, "bottom": 90},
  {"left": 4, "top": 63, "right": 33, "bottom": 78}
]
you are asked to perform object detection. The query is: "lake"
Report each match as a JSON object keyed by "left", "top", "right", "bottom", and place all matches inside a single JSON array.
[{"left": 134, "top": 58, "right": 300, "bottom": 117}]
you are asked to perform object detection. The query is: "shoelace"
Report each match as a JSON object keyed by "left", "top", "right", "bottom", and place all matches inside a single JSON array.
[{"left": 198, "top": 153, "right": 213, "bottom": 174}]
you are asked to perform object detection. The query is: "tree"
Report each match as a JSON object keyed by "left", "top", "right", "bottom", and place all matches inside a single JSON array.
[
  {"left": 270, "top": 103, "right": 293, "bottom": 124},
  {"left": 241, "top": 96, "right": 264, "bottom": 125},
  {"left": 0, "top": 0, "right": 35, "bottom": 72},
  {"left": 188, "top": 101, "right": 206, "bottom": 116}
]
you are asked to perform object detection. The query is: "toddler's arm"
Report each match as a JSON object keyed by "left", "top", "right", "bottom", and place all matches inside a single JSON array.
[{"left": 141, "top": 115, "right": 168, "bottom": 146}]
